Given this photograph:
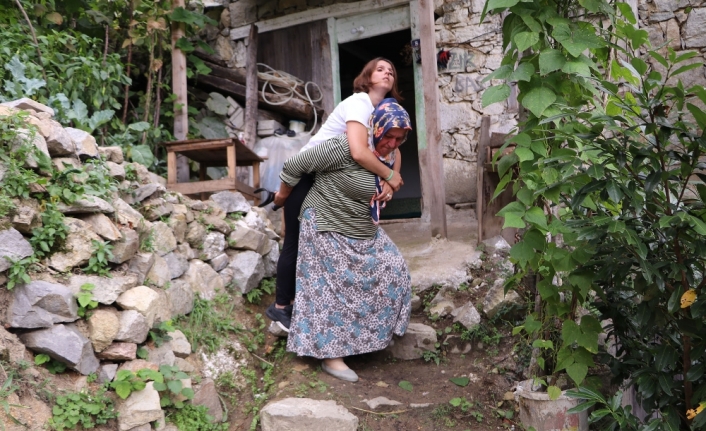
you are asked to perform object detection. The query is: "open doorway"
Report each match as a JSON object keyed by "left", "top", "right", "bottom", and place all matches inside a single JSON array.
[{"left": 339, "top": 29, "right": 422, "bottom": 219}]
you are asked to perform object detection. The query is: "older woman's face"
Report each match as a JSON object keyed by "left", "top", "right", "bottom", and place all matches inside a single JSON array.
[{"left": 375, "top": 128, "right": 406, "bottom": 157}]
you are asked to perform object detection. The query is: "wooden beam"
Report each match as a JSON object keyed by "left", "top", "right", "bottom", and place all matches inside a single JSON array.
[
  {"left": 166, "top": 178, "right": 237, "bottom": 195},
  {"left": 326, "top": 18, "right": 341, "bottom": 106},
  {"left": 417, "top": 0, "right": 447, "bottom": 238},
  {"left": 336, "top": 5, "right": 410, "bottom": 44},
  {"left": 230, "top": 0, "right": 409, "bottom": 40},
  {"left": 243, "top": 24, "right": 259, "bottom": 149},
  {"left": 171, "top": 0, "right": 190, "bottom": 183},
  {"left": 195, "top": 74, "right": 317, "bottom": 120},
  {"left": 165, "top": 140, "right": 234, "bottom": 153},
  {"left": 476, "top": 116, "right": 490, "bottom": 242}
]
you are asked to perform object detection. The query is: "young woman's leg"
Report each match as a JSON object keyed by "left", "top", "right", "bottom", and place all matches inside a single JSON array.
[{"left": 266, "top": 174, "right": 314, "bottom": 329}]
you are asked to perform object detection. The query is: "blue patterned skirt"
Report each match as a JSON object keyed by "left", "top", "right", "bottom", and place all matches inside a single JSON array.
[{"left": 286, "top": 208, "right": 412, "bottom": 359}]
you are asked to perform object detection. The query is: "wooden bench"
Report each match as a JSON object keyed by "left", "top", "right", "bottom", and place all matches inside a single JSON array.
[
  {"left": 162, "top": 138, "right": 264, "bottom": 202},
  {"left": 476, "top": 116, "right": 517, "bottom": 245}
]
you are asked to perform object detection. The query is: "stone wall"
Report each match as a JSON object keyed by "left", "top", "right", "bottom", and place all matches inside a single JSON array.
[
  {"left": 200, "top": 0, "right": 706, "bottom": 205},
  {"left": 0, "top": 97, "right": 280, "bottom": 430}
]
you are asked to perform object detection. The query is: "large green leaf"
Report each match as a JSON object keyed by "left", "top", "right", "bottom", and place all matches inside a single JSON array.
[
  {"left": 510, "top": 240, "right": 534, "bottom": 264},
  {"left": 482, "top": 84, "right": 511, "bottom": 107},
  {"left": 521, "top": 87, "right": 556, "bottom": 117},
  {"left": 514, "top": 31, "right": 539, "bottom": 52},
  {"left": 524, "top": 206, "right": 548, "bottom": 229},
  {"left": 130, "top": 144, "right": 155, "bottom": 167},
  {"left": 539, "top": 49, "right": 567, "bottom": 75},
  {"left": 687, "top": 103, "right": 706, "bottom": 130},
  {"left": 547, "top": 385, "right": 563, "bottom": 400},
  {"left": 206, "top": 92, "right": 230, "bottom": 115},
  {"left": 514, "top": 147, "right": 534, "bottom": 162},
  {"left": 567, "top": 362, "right": 588, "bottom": 385},
  {"left": 616, "top": 2, "right": 637, "bottom": 24},
  {"left": 552, "top": 24, "right": 604, "bottom": 57},
  {"left": 510, "top": 62, "right": 535, "bottom": 82},
  {"left": 487, "top": 0, "right": 520, "bottom": 11},
  {"left": 398, "top": 380, "right": 413, "bottom": 392},
  {"left": 561, "top": 61, "right": 591, "bottom": 76}
]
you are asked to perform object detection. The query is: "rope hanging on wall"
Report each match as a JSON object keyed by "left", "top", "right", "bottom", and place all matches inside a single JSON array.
[{"left": 257, "top": 63, "right": 323, "bottom": 134}]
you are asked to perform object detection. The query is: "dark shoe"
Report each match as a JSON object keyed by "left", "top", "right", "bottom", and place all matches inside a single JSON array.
[{"left": 265, "top": 303, "right": 292, "bottom": 332}]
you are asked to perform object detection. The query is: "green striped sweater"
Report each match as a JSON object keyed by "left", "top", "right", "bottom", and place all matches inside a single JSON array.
[{"left": 280, "top": 134, "right": 378, "bottom": 239}]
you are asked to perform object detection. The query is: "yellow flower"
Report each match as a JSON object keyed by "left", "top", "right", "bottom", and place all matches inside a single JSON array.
[
  {"left": 681, "top": 289, "right": 697, "bottom": 309},
  {"left": 687, "top": 402, "right": 706, "bottom": 420}
]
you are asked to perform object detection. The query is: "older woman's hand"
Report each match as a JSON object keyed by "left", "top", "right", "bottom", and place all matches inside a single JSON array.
[
  {"left": 375, "top": 181, "right": 394, "bottom": 202},
  {"left": 386, "top": 171, "right": 403, "bottom": 191}
]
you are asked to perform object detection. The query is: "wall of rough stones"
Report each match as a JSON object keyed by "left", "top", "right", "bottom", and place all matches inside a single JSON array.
[
  {"left": 200, "top": 0, "right": 706, "bottom": 205},
  {"left": 0, "top": 98, "right": 280, "bottom": 430}
]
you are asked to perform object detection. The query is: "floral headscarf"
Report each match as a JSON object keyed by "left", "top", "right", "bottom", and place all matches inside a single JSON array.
[{"left": 369, "top": 98, "right": 412, "bottom": 225}]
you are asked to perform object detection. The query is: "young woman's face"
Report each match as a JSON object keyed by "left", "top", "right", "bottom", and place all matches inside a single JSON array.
[
  {"left": 375, "top": 128, "right": 406, "bottom": 157},
  {"left": 369, "top": 60, "right": 395, "bottom": 93}
]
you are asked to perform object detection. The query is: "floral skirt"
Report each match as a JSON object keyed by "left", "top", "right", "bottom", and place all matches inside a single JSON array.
[{"left": 286, "top": 208, "right": 412, "bottom": 359}]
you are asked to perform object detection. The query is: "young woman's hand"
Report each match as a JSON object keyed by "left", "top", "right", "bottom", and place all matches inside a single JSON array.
[{"left": 274, "top": 182, "right": 293, "bottom": 206}]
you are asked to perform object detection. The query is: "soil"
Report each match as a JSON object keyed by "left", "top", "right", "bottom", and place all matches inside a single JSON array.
[{"left": 224, "top": 284, "right": 527, "bottom": 431}]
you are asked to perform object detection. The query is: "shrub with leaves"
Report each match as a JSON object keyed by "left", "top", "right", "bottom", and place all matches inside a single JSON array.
[
  {"left": 76, "top": 283, "right": 98, "bottom": 318},
  {"left": 83, "top": 240, "right": 114, "bottom": 276},
  {"left": 167, "top": 404, "right": 228, "bottom": 431},
  {"left": 48, "top": 388, "right": 118, "bottom": 431},
  {"left": 483, "top": 0, "right": 706, "bottom": 426},
  {"left": 153, "top": 365, "right": 194, "bottom": 409}
]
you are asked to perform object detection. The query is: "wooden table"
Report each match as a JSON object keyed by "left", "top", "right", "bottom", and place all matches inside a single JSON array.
[{"left": 162, "top": 137, "right": 264, "bottom": 202}]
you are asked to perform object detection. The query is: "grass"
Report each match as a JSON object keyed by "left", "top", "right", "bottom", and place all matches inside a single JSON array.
[{"left": 173, "top": 294, "right": 244, "bottom": 354}]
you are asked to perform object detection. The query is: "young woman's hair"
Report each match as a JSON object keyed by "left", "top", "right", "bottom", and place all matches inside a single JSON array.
[{"left": 353, "top": 57, "right": 403, "bottom": 101}]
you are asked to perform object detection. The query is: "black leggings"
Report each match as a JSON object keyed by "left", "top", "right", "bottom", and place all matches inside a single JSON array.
[{"left": 275, "top": 174, "right": 315, "bottom": 306}]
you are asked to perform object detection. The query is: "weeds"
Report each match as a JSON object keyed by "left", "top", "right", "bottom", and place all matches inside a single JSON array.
[
  {"left": 76, "top": 283, "right": 98, "bottom": 317},
  {"left": 82, "top": 240, "right": 113, "bottom": 276},
  {"left": 245, "top": 278, "right": 276, "bottom": 304},
  {"left": 174, "top": 296, "right": 243, "bottom": 353},
  {"left": 167, "top": 404, "right": 228, "bottom": 431},
  {"left": 48, "top": 387, "right": 118, "bottom": 431},
  {"left": 34, "top": 354, "right": 66, "bottom": 374}
]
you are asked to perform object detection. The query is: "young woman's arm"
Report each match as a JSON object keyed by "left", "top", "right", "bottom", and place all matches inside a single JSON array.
[{"left": 347, "top": 121, "right": 403, "bottom": 191}]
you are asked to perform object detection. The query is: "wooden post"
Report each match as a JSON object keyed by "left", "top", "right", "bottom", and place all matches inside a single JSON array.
[
  {"left": 171, "top": 0, "right": 190, "bottom": 182},
  {"left": 416, "top": 0, "right": 447, "bottom": 238},
  {"left": 243, "top": 24, "right": 259, "bottom": 149}
]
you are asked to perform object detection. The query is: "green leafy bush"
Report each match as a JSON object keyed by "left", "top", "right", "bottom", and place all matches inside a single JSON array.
[
  {"left": 167, "top": 404, "right": 228, "bottom": 431},
  {"left": 48, "top": 388, "right": 118, "bottom": 431},
  {"left": 484, "top": 0, "right": 706, "bottom": 426}
]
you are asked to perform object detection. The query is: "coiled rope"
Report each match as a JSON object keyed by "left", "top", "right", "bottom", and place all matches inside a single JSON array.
[{"left": 257, "top": 63, "right": 323, "bottom": 134}]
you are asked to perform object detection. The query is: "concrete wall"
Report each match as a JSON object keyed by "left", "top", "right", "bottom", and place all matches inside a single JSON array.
[{"left": 200, "top": 0, "right": 706, "bottom": 205}]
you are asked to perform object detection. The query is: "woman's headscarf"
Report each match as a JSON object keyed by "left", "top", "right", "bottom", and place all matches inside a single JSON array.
[{"left": 368, "top": 98, "right": 412, "bottom": 225}]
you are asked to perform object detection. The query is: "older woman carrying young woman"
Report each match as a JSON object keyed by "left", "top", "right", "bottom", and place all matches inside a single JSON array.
[
  {"left": 276, "top": 99, "right": 413, "bottom": 382},
  {"left": 266, "top": 58, "right": 406, "bottom": 331}
]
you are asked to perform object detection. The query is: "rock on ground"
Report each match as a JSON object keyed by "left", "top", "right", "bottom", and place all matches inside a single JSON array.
[
  {"left": 260, "top": 398, "right": 358, "bottom": 431},
  {"left": 210, "top": 191, "right": 251, "bottom": 213},
  {"left": 8, "top": 281, "right": 79, "bottom": 329},
  {"left": 19, "top": 323, "right": 99, "bottom": 375},
  {"left": 385, "top": 323, "right": 438, "bottom": 360},
  {"left": 0, "top": 228, "right": 34, "bottom": 273},
  {"left": 482, "top": 278, "right": 522, "bottom": 318},
  {"left": 227, "top": 251, "right": 264, "bottom": 294},
  {"left": 192, "top": 379, "right": 224, "bottom": 422},
  {"left": 116, "top": 382, "right": 163, "bottom": 431}
]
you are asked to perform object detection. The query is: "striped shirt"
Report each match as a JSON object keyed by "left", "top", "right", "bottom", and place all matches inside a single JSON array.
[{"left": 280, "top": 134, "right": 378, "bottom": 239}]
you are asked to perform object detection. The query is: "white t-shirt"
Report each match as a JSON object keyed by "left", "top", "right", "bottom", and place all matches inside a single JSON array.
[{"left": 299, "top": 92, "right": 374, "bottom": 152}]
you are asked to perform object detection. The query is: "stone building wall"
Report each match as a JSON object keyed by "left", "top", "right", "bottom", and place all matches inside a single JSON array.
[{"left": 199, "top": 0, "right": 706, "bottom": 206}]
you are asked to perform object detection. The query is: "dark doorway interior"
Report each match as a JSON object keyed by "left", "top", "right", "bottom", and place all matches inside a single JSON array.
[{"left": 339, "top": 30, "right": 422, "bottom": 219}]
